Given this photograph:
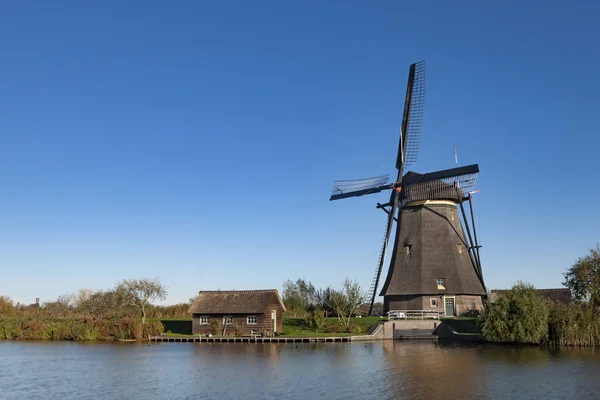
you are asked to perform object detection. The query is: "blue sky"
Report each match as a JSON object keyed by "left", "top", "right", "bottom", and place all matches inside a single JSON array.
[{"left": 1, "top": 1, "right": 599, "bottom": 305}]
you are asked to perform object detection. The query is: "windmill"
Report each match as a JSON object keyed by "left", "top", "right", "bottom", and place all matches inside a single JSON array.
[{"left": 329, "top": 61, "right": 486, "bottom": 316}]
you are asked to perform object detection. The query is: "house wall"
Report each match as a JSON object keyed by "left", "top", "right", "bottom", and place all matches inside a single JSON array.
[
  {"left": 192, "top": 313, "right": 266, "bottom": 335},
  {"left": 191, "top": 308, "right": 284, "bottom": 335},
  {"left": 454, "top": 295, "right": 484, "bottom": 315},
  {"left": 385, "top": 294, "right": 483, "bottom": 317}
]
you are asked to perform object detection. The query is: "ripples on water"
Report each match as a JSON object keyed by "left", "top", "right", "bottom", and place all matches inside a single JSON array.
[{"left": 1, "top": 340, "right": 600, "bottom": 399}]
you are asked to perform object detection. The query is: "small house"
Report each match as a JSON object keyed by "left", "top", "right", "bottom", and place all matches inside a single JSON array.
[{"left": 188, "top": 289, "right": 287, "bottom": 336}]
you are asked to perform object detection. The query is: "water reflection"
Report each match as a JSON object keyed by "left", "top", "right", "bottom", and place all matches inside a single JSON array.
[
  {"left": 2, "top": 341, "right": 600, "bottom": 399},
  {"left": 380, "top": 340, "right": 485, "bottom": 399}
]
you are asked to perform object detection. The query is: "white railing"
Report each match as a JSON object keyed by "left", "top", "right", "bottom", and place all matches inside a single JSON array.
[{"left": 387, "top": 310, "right": 440, "bottom": 320}]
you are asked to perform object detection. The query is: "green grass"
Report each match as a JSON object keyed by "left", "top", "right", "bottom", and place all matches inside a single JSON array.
[
  {"left": 281, "top": 316, "right": 382, "bottom": 337},
  {"left": 164, "top": 332, "right": 196, "bottom": 337},
  {"left": 348, "top": 316, "right": 383, "bottom": 332}
]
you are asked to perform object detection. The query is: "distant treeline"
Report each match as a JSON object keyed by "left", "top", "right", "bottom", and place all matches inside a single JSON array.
[
  {"left": 0, "top": 277, "right": 191, "bottom": 341},
  {"left": 480, "top": 244, "right": 600, "bottom": 347}
]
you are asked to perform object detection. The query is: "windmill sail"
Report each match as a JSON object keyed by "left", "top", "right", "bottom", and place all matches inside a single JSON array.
[
  {"left": 329, "top": 174, "right": 390, "bottom": 201},
  {"left": 397, "top": 60, "right": 426, "bottom": 171},
  {"left": 365, "top": 61, "right": 426, "bottom": 315},
  {"left": 367, "top": 190, "right": 399, "bottom": 315},
  {"left": 327, "top": 61, "right": 437, "bottom": 316}
]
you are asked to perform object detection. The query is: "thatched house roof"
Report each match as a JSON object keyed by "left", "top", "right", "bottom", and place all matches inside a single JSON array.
[
  {"left": 188, "top": 289, "right": 286, "bottom": 314},
  {"left": 489, "top": 288, "right": 572, "bottom": 304}
]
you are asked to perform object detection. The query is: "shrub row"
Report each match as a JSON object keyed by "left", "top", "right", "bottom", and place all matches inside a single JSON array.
[{"left": 0, "top": 317, "right": 164, "bottom": 341}]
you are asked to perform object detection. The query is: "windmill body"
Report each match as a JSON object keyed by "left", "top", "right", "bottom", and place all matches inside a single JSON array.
[
  {"left": 379, "top": 194, "right": 486, "bottom": 315},
  {"left": 329, "top": 61, "right": 487, "bottom": 317}
]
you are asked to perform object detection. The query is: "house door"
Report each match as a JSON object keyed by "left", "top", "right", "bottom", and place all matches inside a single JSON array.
[
  {"left": 271, "top": 310, "right": 276, "bottom": 333},
  {"left": 445, "top": 297, "right": 455, "bottom": 317}
]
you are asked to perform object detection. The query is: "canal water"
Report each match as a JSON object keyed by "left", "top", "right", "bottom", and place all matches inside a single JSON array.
[{"left": 1, "top": 340, "right": 599, "bottom": 399}]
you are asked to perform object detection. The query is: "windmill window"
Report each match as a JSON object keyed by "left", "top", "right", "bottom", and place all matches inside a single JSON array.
[
  {"left": 430, "top": 298, "right": 438, "bottom": 307},
  {"left": 437, "top": 279, "right": 446, "bottom": 290},
  {"left": 457, "top": 244, "right": 463, "bottom": 254},
  {"left": 451, "top": 210, "right": 455, "bottom": 221},
  {"left": 405, "top": 245, "right": 412, "bottom": 259},
  {"left": 223, "top": 316, "right": 233, "bottom": 325},
  {"left": 198, "top": 316, "right": 209, "bottom": 325}
]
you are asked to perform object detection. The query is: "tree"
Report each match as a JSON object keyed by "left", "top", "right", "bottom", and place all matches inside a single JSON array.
[
  {"left": 306, "top": 307, "right": 325, "bottom": 336},
  {"left": 74, "top": 288, "right": 94, "bottom": 306},
  {"left": 479, "top": 282, "right": 549, "bottom": 344},
  {"left": 42, "top": 293, "right": 76, "bottom": 318},
  {"left": 282, "top": 278, "right": 321, "bottom": 316},
  {"left": 326, "top": 278, "right": 365, "bottom": 333},
  {"left": 80, "top": 289, "right": 129, "bottom": 320},
  {"left": 563, "top": 244, "right": 600, "bottom": 308},
  {"left": 116, "top": 278, "right": 167, "bottom": 324},
  {"left": 0, "top": 296, "right": 15, "bottom": 315}
]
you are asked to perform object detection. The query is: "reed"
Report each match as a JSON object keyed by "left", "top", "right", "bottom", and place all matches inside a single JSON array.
[{"left": 548, "top": 302, "right": 600, "bottom": 347}]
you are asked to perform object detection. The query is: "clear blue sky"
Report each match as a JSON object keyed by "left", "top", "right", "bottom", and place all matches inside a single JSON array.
[{"left": 1, "top": 1, "right": 598, "bottom": 305}]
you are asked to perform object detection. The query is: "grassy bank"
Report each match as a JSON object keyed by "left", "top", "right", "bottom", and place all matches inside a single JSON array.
[
  {"left": 156, "top": 316, "right": 383, "bottom": 337},
  {"left": 282, "top": 316, "right": 381, "bottom": 337}
]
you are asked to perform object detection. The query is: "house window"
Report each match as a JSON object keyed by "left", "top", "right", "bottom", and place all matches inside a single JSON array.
[
  {"left": 430, "top": 298, "right": 438, "bottom": 307},
  {"left": 247, "top": 316, "right": 258, "bottom": 324},
  {"left": 457, "top": 244, "right": 463, "bottom": 254},
  {"left": 437, "top": 278, "right": 446, "bottom": 290},
  {"left": 223, "top": 316, "right": 233, "bottom": 325},
  {"left": 198, "top": 316, "right": 209, "bottom": 325}
]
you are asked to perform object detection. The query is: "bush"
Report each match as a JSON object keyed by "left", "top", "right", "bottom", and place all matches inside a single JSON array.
[
  {"left": 350, "top": 324, "right": 363, "bottom": 334},
  {"left": 233, "top": 323, "right": 244, "bottom": 336},
  {"left": 143, "top": 321, "right": 165, "bottom": 338},
  {"left": 480, "top": 282, "right": 549, "bottom": 344},
  {"left": 305, "top": 307, "right": 326, "bottom": 335},
  {"left": 0, "top": 318, "right": 23, "bottom": 339},
  {"left": 209, "top": 318, "right": 221, "bottom": 335},
  {"left": 0, "top": 296, "right": 15, "bottom": 316},
  {"left": 23, "top": 320, "right": 50, "bottom": 340},
  {"left": 324, "top": 319, "right": 342, "bottom": 334},
  {"left": 71, "top": 319, "right": 101, "bottom": 341}
]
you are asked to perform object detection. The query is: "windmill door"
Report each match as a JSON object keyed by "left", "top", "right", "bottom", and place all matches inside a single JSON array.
[{"left": 445, "top": 297, "right": 455, "bottom": 317}]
